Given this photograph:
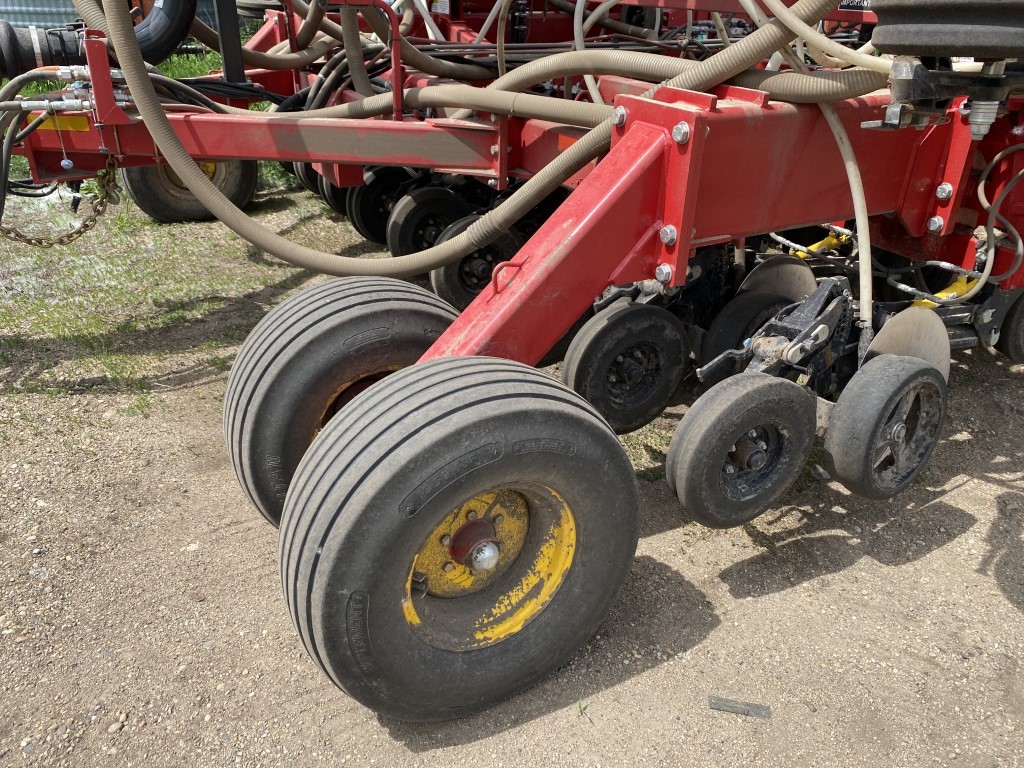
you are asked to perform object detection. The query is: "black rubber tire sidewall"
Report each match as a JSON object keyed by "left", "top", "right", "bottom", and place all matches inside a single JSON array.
[
  {"left": 700, "top": 291, "right": 791, "bottom": 384},
  {"left": 996, "top": 292, "right": 1024, "bottom": 363},
  {"left": 224, "top": 278, "right": 457, "bottom": 526},
  {"left": 823, "top": 355, "right": 947, "bottom": 500},
  {"left": 345, "top": 167, "right": 416, "bottom": 244},
  {"left": 563, "top": 302, "right": 689, "bottom": 434},
  {"left": 667, "top": 373, "right": 816, "bottom": 527},
  {"left": 428, "top": 215, "right": 521, "bottom": 311},
  {"left": 134, "top": 0, "right": 198, "bottom": 65},
  {"left": 317, "top": 172, "right": 348, "bottom": 216},
  {"left": 120, "top": 160, "right": 258, "bottom": 223},
  {"left": 386, "top": 187, "right": 474, "bottom": 258},
  {"left": 281, "top": 358, "right": 640, "bottom": 721}
]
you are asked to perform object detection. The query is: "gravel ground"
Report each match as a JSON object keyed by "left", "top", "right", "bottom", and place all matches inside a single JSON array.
[{"left": 1, "top": 189, "right": 1022, "bottom": 767}]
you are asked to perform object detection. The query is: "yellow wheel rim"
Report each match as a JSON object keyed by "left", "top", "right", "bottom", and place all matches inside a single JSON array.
[{"left": 402, "top": 484, "right": 576, "bottom": 651}]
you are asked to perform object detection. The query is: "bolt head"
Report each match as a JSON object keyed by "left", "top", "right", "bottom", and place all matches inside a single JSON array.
[
  {"left": 487, "top": 179, "right": 499, "bottom": 188},
  {"left": 659, "top": 225, "right": 678, "bottom": 246},
  {"left": 671, "top": 122, "right": 691, "bottom": 144},
  {"left": 611, "top": 106, "right": 627, "bottom": 127},
  {"left": 654, "top": 263, "right": 673, "bottom": 283},
  {"left": 468, "top": 541, "right": 500, "bottom": 572},
  {"left": 926, "top": 216, "right": 944, "bottom": 233},
  {"left": 724, "top": 464, "right": 736, "bottom": 475},
  {"left": 935, "top": 182, "right": 954, "bottom": 201},
  {"left": 890, "top": 422, "right": 907, "bottom": 443}
]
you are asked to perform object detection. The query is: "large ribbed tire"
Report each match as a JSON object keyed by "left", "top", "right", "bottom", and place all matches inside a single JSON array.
[
  {"left": 224, "top": 278, "right": 457, "bottom": 526},
  {"left": 996, "top": 292, "right": 1024, "bottom": 363},
  {"left": 135, "top": 0, "right": 198, "bottom": 65},
  {"left": 823, "top": 355, "right": 946, "bottom": 500},
  {"left": 280, "top": 357, "right": 640, "bottom": 721},
  {"left": 667, "top": 373, "right": 815, "bottom": 527},
  {"left": 120, "top": 160, "right": 258, "bottom": 223}
]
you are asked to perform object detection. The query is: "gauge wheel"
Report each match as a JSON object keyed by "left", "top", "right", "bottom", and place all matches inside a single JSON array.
[
  {"left": 279, "top": 356, "right": 640, "bottom": 721},
  {"left": 120, "top": 159, "right": 258, "bottom": 223},
  {"left": 345, "top": 166, "right": 420, "bottom": 244},
  {"left": 823, "top": 354, "right": 946, "bottom": 500},
  {"left": 666, "top": 372, "right": 816, "bottom": 527},
  {"left": 996, "top": 292, "right": 1024, "bottom": 363},
  {"left": 317, "top": 172, "right": 348, "bottom": 216},
  {"left": 700, "top": 291, "right": 791, "bottom": 385},
  {"left": 294, "top": 162, "right": 321, "bottom": 194},
  {"left": 386, "top": 187, "right": 475, "bottom": 258},
  {"left": 562, "top": 301, "right": 690, "bottom": 434},
  {"left": 428, "top": 215, "right": 522, "bottom": 311},
  {"left": 224, "top": 278, "right": 457, "bottom": 526}
]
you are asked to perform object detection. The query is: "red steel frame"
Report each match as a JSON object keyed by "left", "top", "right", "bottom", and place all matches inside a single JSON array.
[{"left": 14, "top": 10, "right": 1024, "bottom": 371}]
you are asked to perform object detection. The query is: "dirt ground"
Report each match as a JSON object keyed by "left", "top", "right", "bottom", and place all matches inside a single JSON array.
[{"left": 1, "top": 184, "right": 1022, "bottom": 767}]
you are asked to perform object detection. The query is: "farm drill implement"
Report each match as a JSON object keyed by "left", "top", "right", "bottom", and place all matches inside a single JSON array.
[{"left": 2, "top": 0, "right": 1023, "bottom": 720}]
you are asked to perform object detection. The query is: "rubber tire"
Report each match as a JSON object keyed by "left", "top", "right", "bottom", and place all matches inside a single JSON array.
[
  {"left": 279, "top": 356, "right": 640, "bottom": 721},
  {"left": 563, "top": 302, "right": 689, "bottom": 434},
  {"left": 701, "top": 291, "right": 791, "bottom": 366},
  {"left": 666, "top": 373, "right": 816, "bottom": 527},
  {"left": 386, "top": 187, "right": 474, "bottom": 258},
  {"left": 996, "top": 293, "right": 1024, "bottom": 363},
  {"left": 135, "top": 0, "right": 198, "bottom": 65},
  {"left": 120, "top": 160, "right": 258, "bottom": 223},
  {"left": 823, "top": 355, "right": 947, "bottom": 500},
  {"left": 317, "top": 172, "right": 348, "bottom": 216},
  {"left": 224, "top": 278, "right": 457, "bottom": 526},
  {"left": 294, "top": 162, "right": 321, "bottom": 194},
  {"left": 345, "top": 167, "right": 418, "bottom": 244},
  {"left": 428, "top": 215, "right": 522, "bottom": 311}
]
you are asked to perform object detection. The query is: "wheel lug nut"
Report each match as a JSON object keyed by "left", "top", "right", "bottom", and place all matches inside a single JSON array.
[
  {"left": 493, "top": 515, "right": 503, "bottom": 524},
  {"left": 724, "top": 464, "right": 736, "bottom": 475},
  {"left": 756, "top": 440, "right": 767, "bottom": 450},
  {"left": 466, "top": 510, "right": 477, "bottom": 520},
  {"left": 443, "top": 562, "right": 455, "bottom": 573},
  {"left": 440, "top": 534, "right": 451, "bottom": 546},
  {"left": 748, "top": 429, "right": 758, "bottom": 438}
]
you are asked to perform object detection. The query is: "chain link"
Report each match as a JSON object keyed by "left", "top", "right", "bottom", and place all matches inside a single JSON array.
[{"left": 1, "top": 156, "right": 121, "bottom": 248}]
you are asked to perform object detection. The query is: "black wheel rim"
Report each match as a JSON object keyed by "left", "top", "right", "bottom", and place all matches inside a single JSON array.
[
  {"left": 869, "top": 378, "right": 943, "bottom": 492},
  {"left": 457, "top": 245, "right": 506, "bottom": 295},
  {"left": 720, "top": 422, "right": 792, "bottom": 502},
  {"left": 605, "top": 340, "right": 665, "bottom": 409}
]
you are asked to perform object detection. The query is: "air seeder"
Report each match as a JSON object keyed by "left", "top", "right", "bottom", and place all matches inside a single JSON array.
[{"left": 2, "top": 0, "right": 1023, "bottom": 720}]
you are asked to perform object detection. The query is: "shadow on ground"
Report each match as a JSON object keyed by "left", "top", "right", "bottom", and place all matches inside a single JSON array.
[
  {"left": 379, "top": 555, "right": 720, "bottom": 750},
  {"left": 719, "top": 489, "right": 978, "bottom": 599},
  {"left": 978, "top": 491, "right": 1024, "bottom": 615},
  {"left": 0, "top": 269, "right": 315, "bottom": 393}
]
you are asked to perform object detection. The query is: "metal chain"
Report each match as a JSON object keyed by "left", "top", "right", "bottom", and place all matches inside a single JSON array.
[{"left": 1, "top": 156, "right": 121, "bottom": 249}]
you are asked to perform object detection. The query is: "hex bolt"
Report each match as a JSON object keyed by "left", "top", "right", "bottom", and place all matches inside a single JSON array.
[
  {"left": 441, "top": 534, "right": 452, "bottom": 546},
  {"left": 487, "top": 179, "right": 499, "bottom": 188},
  {"left": 671, "top": 122, "right": 690, "bottom": 144},
  {"left": 611, "top": 106, "right": 628, "bottom": 127},
  {"left": 748, "top": 429, "right": 758, "bottom": 438},
  {"left": 443, "top": 562, "right": 455, "bottom": 573},
  {"left": 926, "top": 216, "right": 944, "bottom": 233},
  {"left": 659, "top": 225, "right": 678, "bottom": 246},
  {"left": 493, "top": 515, "right": 503, "bottom": 525},
  {"left": 724, "top": 464, "right": 736, "bottom": 475},
  {"left": 654, "top": 263, "right": 673, "bottom": 283},
  {"left": 935, "top": 182, "right": 954, "bottom": 201}
]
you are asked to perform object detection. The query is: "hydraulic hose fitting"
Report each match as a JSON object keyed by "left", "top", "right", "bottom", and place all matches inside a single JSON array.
[{"left": 0, "top": 21, "right": 87, "bottom": 79}]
